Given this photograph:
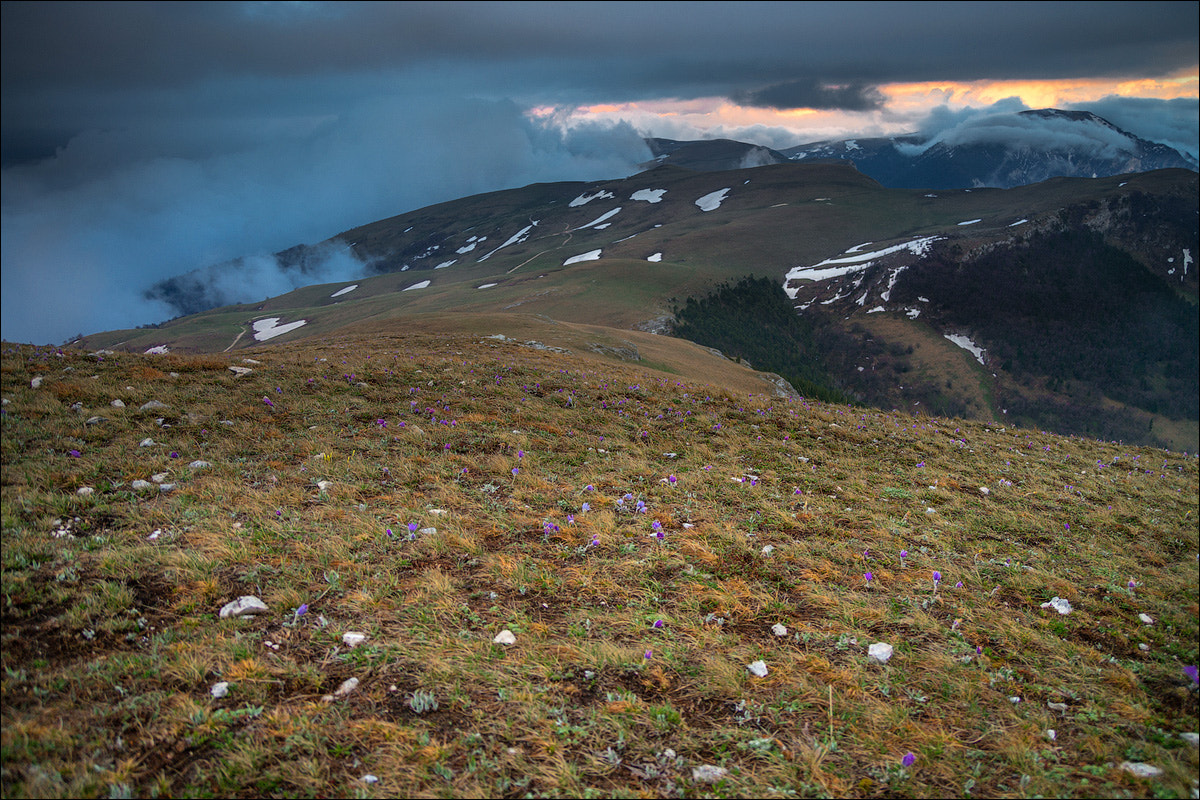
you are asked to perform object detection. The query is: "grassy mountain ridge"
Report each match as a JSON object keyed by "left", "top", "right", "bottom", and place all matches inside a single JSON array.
[
  {"left": 2, "top": 334, "right": 1197, "bottom": 798},
  {"left": 93, "top": 163, "right": 1198, "bottom": 451}
]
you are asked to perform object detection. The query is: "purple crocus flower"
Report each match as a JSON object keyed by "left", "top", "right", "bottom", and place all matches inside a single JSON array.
[
  {"left": 901, "top": 752, "right": 916, "bottom": 768},
  {"left": 652, "top": 619, "right": 664, "bottom": 629},
  {"left": 864, "top": 572, "right": 873, "bottom": 582},
  {"left": 295, "top": 603, "right": 309, "bottom": 617},
  {"left": 1184, "top": 665, "right": 1199, "bottom": 685},
  {"left": 932, "top": 570, "right": 942, "bottom": 583}
]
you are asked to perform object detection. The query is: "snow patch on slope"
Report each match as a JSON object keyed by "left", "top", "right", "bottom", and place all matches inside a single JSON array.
[
  {"left": 570, "top": 190, "right": 614, "bottom": 207},
  {"left": 564, "top": 249, "right": 602, "bottom": 265},
  {"left": 695, "top": 188, "right": 731, "bottom": 211},
  {"left": 631, "top": 188, "right": 666, "bottom": 203},
  {"left": 330, "top": 284, "right": 358, "bottom": 298},
  {"left": 253, "top": 318, "right": 307, "bottom": 341},
  {"left": 945, "top": 333, "right": 986, "bottom": 365}
]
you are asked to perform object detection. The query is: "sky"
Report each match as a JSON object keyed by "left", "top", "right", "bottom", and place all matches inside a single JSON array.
[{"left": 2, "top": 1, "right": 1197, "bottom": 346}]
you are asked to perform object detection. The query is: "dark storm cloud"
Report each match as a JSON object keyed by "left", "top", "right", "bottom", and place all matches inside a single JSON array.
[{"left": 732, "top": 80, "right": 886, "bottom": 112}]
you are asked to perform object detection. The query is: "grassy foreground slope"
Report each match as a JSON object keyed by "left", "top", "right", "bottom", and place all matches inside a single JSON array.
[{"left": 2, "top": 332, "right": 1197, "bottom": 799}]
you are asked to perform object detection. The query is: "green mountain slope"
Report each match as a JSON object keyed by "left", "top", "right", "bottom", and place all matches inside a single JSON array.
[{"left": 89, "top": 163, "right": 1197, "bottom": 450}]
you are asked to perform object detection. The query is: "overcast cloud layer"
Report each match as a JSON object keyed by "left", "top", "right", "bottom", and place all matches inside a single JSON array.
[{"left": 2, "top": 1, "right": 1197, "bottom": 345}]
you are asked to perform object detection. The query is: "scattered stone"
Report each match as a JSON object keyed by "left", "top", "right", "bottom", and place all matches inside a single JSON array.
[
  {"left": 761, "top": 544, "right": 775, "bottom": 556},
  {"left": 228, "top": 366, "right": 253, "bottom": 376},
  {"left": 493, "top": 629, "right": 517, "bottom": 646},
  {"left": 131, "top": 480, "right": 154, "bottom": 491},
  {"left": 316, "top": 480, "right": 332, "bottom": 492},
  {"left": 979, "top": 486, "right": 990, "bottom": 495},
  {"left": 86, "top": 416, "right": 105, "bottom": 425},
  {"left": 747, "top": 660, "right": 768, "bottom": 677},
  {"left": 219, "top": 595, "right": 269, "bottom": 619},
  {"left": 188, "top": 460, "right": 211, "bottom": 469},
  {"left": 419, "top": 527, "right": 437, "bottom": 536},
  {"left": 1120, "top": 761, "right": 1163, "bottom": 779},
  {"left": 151, "top": 472, "right": 170, "bottom": 483},
  {"left": 77, "top": 487, "right": 94, "bottom": 497},
  {"left": 138, "top": 438, "right": 156, "bottom": 447},
  {"left": 342, "top": 632, "right": 368, "bottom": 648},
  {"left": 1047, "top": 701, "right": 1069, "bottom": 713},
  {"left": 211, "top": 682, "right": 229, "bottom": 699},
  {"left": 360, "top": 775, "right": 379, "bottom": 785},
  {"left": 111, "top": 399, "right": 125, "bottom": 408},
  {"left": 140, "top": 400, "right": 169, "bottom": 411},
  {"left": 322, "top": 677, "right": 359, "bottom": 703},
  {"left": 1180, "top": 732, "right": 1199, "bottom": 747},
  {"left": 242, "top": 358, "right": 261, "bottom": 365},
  {"left": 1045, "top": 729, "right": 1056, "bottom": 741},
  {"left": 31, "top": 376, "right": 44, "bottom": 388},
  {"left": 147, "top": 529, "right": 162, "bottom": 540},
  {"left": 430, "top": 508, "right": 449, "bottom": 516},
  {"left": 1139, "top": 643, "right": 1150, "bottom": 651},
  {"left": 70, "top": 402, "right": 83, "bottom": 411},
  {"left": 1138, "top": 613, "right": 1154, "bottom": 625},
  {"left": 692, "top": 765, "right": 728, "bottom": 784},
  {"left": 867, "top": 642, "right": 894, "bottom": 664},
  {"left": 158, "top": 483, "right": 176, "bottom": 493},
  {"left": 1040, "top": 597, "right": 1073, "bottom": 615},
  {"left": 771, "top": 623, "right": 788, "bottom": 637}
]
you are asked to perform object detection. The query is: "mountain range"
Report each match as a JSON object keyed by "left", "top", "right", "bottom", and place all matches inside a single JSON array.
[
  {"left": 648, "top": 109, "right": 1198, "bottom": 189},
  {"left": 72, "top": 110, "right": 1198, "bottom": 452}
]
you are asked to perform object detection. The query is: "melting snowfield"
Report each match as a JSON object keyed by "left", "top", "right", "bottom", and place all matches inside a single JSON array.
[
  {"left": 253, "top": 317, "right": 307, "bottom": 341},
  {"left": 330, "top": 284, "right": 358, "bottom": 298},
  {"left": 569, "top": 190, "right": 614, "bottom": 207},
  {"left": 944, "top": 333, "right": 986, "bottom": 365},
  {"left": 783, "top": 236, "right": 941, "bottom": 297},
  {"left": 563, "top": 249, "right": 602, "bottom": 266},
  {"left": 403, "top": 280, "right": 431, "bottom": 292},
  {"left": 631, "top": 189, "right": 666, "bottom": 203},
  {"left": 695, "top": 188, "right": 731, "bottom": 211}
]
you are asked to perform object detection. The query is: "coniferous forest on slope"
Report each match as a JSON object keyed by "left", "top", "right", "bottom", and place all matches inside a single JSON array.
[
  {"left": 892, "top": 230, "right": 1199, "bottom": 422},
  {"left": 671, "top": 276, "right": 852, "bottom": 405}
]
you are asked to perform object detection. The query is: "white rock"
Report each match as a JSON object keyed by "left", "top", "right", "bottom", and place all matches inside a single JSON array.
[
  {"left": 1045, "top": 729, "right": 1056, "bottom": 741},
  {"left": 140, "top": 400, "right": 169, "bottom": 411},
  {"left": 692, "top": 765, "right": 728, "bottom": 783},
  {"left": 323, "top": 677, "right": 360, "bottom": 702},
  {"left": 158, "top": 483, "right": 176, "bottom": 493},
  {"left": 138, "top": 438, "right": 155, "bottom": 447},
  {"left": 219, "top": 595, "right": 269, "bottom": 618},
  {"left": 77, "top": 487, "right": 94, "bottom": 496},
  {"left": 419, "top": 527, "right": 437, "bottom": 536},
  {"left": 1040, "top": 597, "right": 1073, "bottom": 615},
  {"left": 111, "top": 399, "right": 125, "bottom": 408},
  {"left": 360, "top": 775, "right": 379, "bottom": 784},
  {"left": 1139, "top": 643, "right": 1150, "bottom": 651},
  {"left": 1047, "top": 701, "right": 1069, "bottom": 713},
  {"left": 316, "top": 480, "right": 332, "bottom": 492},
  {"left": 131, "top": 480, "right": 153, "bottom": 491},
  {"left": 771, "top": 623, "right": 788, "bottom": 637},
  {"left": 761, "top": 545, "right": 775, "bottom": 556},
  {"left": 867, "top": 642, "right": 894, "bottom": 664},
  {"left": 1180, "top": 732, "right": 1199, "bottom": 746},
  {"left": 493, "top": 629, "right": 517, "bottom": 645},
  {"left": 228, "top": 366, "right": 253, "bottom": 376},
  {"left": 1138, "top": 613, "right": 1154, "bottom": 625},
  {"left": 151, "top": 472, "right": 169, "bottom": 483},
  {"left": 979, "top": 486, "right": 990, "bottom": 495},
  {"left": 211, "top": 681, "right": 229, "bottom": 698},
  {"left": 342, "top": 632, "right": 368, "bottom": 648},
  {"left": 31, "top": 376, "right": 44, "bottom": 388},
  {"left": 1120, "top": 761, "right": 1163, "bottom": 778},
  {"left": 747, "top": 660, "right": 768, "bottom": 677},
  {"left": 188, "top": 460, "right": 211, "bottom": 469}
]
